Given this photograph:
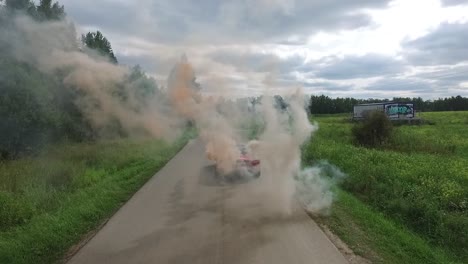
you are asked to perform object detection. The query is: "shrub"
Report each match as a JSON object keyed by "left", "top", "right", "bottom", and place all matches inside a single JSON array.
[{"left": 352, "top": 111, "right": 393, "bottom": 147}]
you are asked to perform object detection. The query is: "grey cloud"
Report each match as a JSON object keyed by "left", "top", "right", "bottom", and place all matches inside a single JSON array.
[
  {"left": 302, "top": 81, "right": 353, "bottom": 91},
  {"left": 62, "top": 0, "right": 189, "bottom": 44},
  {"left": 310, "top": 54, "right": 406, "bottom": 80},
  {"left": 274, "top": 36, "right": 309, "bottom": 46},
  {"left": 62, "top": 1, "right": 135, "bottom": 32},
  {"left": 413, "top": 65, "right": 468, "bottom": 86},
  {"left": 366, "top": 78, "right": 433, "bottom": 92},
  {"left": 59, "top": 0, "right": 391, "bottom": 45},
  {"left": 403, "top": 22, "right": 468, "bottom": 65},
  {"left": 209, "top": 50, "right": 305, "bottom": 73},
  {"left": 117, "top": 54, "right": 158, "bottom": 72},
  {"left": 278, "top": 72, "right": 300, "bottom": 82},
  {"left": 117, "top": 52, "right": 178, "bottom": 78},
  {"left": 441, "top": 0, "right": 468, "bottom": 6},
  {"left": 295, "top": 64, "right": 319, "bottom": 75}
]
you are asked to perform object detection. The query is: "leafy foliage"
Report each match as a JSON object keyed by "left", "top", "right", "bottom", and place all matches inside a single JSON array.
[
  {"left": 36, "top": 0, "right": 65, "bottom": 21},
  {"left": 352, "top": 111, "right": 394, "bottom": 147},
  {"left": 4, "top": 0, "right": 35, "bottom": 12},
  {"left": 81, "top": 31, "right": 118, "bottom": 63},
  {"left": 3, "top": 0, "right": 64, "bottom": 20},
  {"left": 0, "top": 59, "right": 84, "bottom": 159},
  {"left": 124, "top": 65, "right": 162, "bottom": 104}
]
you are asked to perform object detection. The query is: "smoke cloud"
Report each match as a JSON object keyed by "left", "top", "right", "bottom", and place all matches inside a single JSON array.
[
  {"left": 2, "top": 14, "right": 184, "bottom": 141},
  {"left": 2, "top": 13, "right": 343, "bottom": 215},
  {"left": 166, "top": 55, "right": 344, "bottom": 215}
]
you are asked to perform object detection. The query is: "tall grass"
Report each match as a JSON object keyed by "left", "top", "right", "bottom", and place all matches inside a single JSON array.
[
  {"left": 304, "top": 112, "right": 468, "bottom": 261},
  {"left": 314, "top": 190, "right": 456, "bottom": 264},
  {"left": 0, "top": 130, "right": 194, "bottom": 264}
]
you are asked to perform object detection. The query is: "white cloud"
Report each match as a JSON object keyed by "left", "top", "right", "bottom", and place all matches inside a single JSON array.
[{"left": 60, "top": 0, "right": 468, "bottom": 98}]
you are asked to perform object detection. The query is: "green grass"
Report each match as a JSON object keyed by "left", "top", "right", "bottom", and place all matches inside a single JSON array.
[
  {"left": 0, "top": 130, "right": 195, "bottom": 264},
  {"left": 314, "top": 190, "right": 457, "bottom": 264},
  {"left": 304, "top": 111, "right": 468, "bottom": 262}
]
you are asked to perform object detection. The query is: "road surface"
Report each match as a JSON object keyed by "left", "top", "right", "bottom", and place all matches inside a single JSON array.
[{"left": 67, "top": 139, "right": 348, "bottom": 264}]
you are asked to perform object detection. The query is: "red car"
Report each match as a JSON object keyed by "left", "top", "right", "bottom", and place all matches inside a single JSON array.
[
  {"left": 216, "top": 143, "right": 261, "bottom": 179},
  {"left": 236, "top": 143, "right": 261, "bottom": 177}
]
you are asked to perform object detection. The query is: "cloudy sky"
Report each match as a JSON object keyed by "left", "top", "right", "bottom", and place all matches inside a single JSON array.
[{"left": 59, "top": 0, "right": 468, "bottom": 99}]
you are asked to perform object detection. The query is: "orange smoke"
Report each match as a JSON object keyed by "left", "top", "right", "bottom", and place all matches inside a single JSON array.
[{"left": 167, "top": 55, "right": 201, "bottom": 119}]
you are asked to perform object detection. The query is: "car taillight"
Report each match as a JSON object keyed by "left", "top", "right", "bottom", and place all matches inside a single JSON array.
[{"left": 250, "top": 160, "right": 260, "bottom": 166}]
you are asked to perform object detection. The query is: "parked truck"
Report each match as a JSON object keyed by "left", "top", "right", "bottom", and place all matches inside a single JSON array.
[{"left": 353, "top": 102, "right": 415, "bottom": 120}]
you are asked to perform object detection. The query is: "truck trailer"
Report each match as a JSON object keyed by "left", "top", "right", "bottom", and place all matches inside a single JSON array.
[{"left": 353, "top": 102, "right": 415, "bottom": 120}]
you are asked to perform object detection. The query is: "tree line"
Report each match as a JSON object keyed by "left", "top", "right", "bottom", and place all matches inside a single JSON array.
[{"left": 309, "top": 95, "right": 468, "bottom": 114}]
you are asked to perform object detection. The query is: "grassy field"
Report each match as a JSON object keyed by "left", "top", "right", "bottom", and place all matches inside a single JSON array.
[
  {"left": 313, "top": 190, "right": 455, "bottom": 264},
  {"left": 0, "top": 130, "right": 194, "bottom": 264},
  {"left": 304, "top": 111, "right": 468, "bottom": 263}
]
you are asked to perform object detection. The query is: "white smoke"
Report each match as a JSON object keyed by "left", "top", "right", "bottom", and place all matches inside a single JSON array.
[{"left": 166, "top": 56, "right": 345, "bottom": 215}]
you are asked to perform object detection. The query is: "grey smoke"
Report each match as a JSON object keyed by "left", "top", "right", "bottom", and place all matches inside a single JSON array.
[{"left": 295, "top": 161, "right": 346, "bottom": 215}]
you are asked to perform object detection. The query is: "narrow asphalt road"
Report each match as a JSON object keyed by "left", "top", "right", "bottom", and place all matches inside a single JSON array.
[{"left": 67, "top": 139, "right": 348, "bottom": 264}]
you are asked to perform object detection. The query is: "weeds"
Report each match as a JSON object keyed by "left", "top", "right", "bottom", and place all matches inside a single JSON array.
[
  {"left": 305, "top": 112, "right": 468, "bottom": 261},
  {"left": 0, "top": 131, "right": 193, "bottom": 264}
]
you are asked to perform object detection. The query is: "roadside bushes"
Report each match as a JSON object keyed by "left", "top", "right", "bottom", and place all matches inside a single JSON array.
[{"left": 352, "top": 111, "right": 393, "bottom": 147}]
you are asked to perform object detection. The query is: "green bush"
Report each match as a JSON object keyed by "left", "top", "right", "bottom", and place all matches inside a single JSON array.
[{"left": 352, "top": 111, "right": 393, "bottom": 147}]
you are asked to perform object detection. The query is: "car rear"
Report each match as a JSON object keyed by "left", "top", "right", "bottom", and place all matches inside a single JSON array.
[{"left": 235, "top": 155, "right": 261, "bottom": 178}]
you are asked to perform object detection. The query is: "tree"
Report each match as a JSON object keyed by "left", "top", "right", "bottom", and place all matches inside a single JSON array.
[
  {"left": 124, "top": 65, "right": 162, "bottom": 105},
  {"left": 37, "top": 0, "right": 65, "bottom": 20},
  {"left": 5, "top": 0, "right": 32, "bottom": 10},
  {"left": 2, "top": 0, "right": 65, "bottom": 21},
  {"left": 4, "top": 0, "right": 36, "bottom": 17},
  {"left": 274, "top": 95, "right": 288, "bottom": 111},
  {"left": 81, "top": 31, "right": 118, "bottom": 64},
  {"left": 0, "top": 60, "right": 64, "bottom": 158}
]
